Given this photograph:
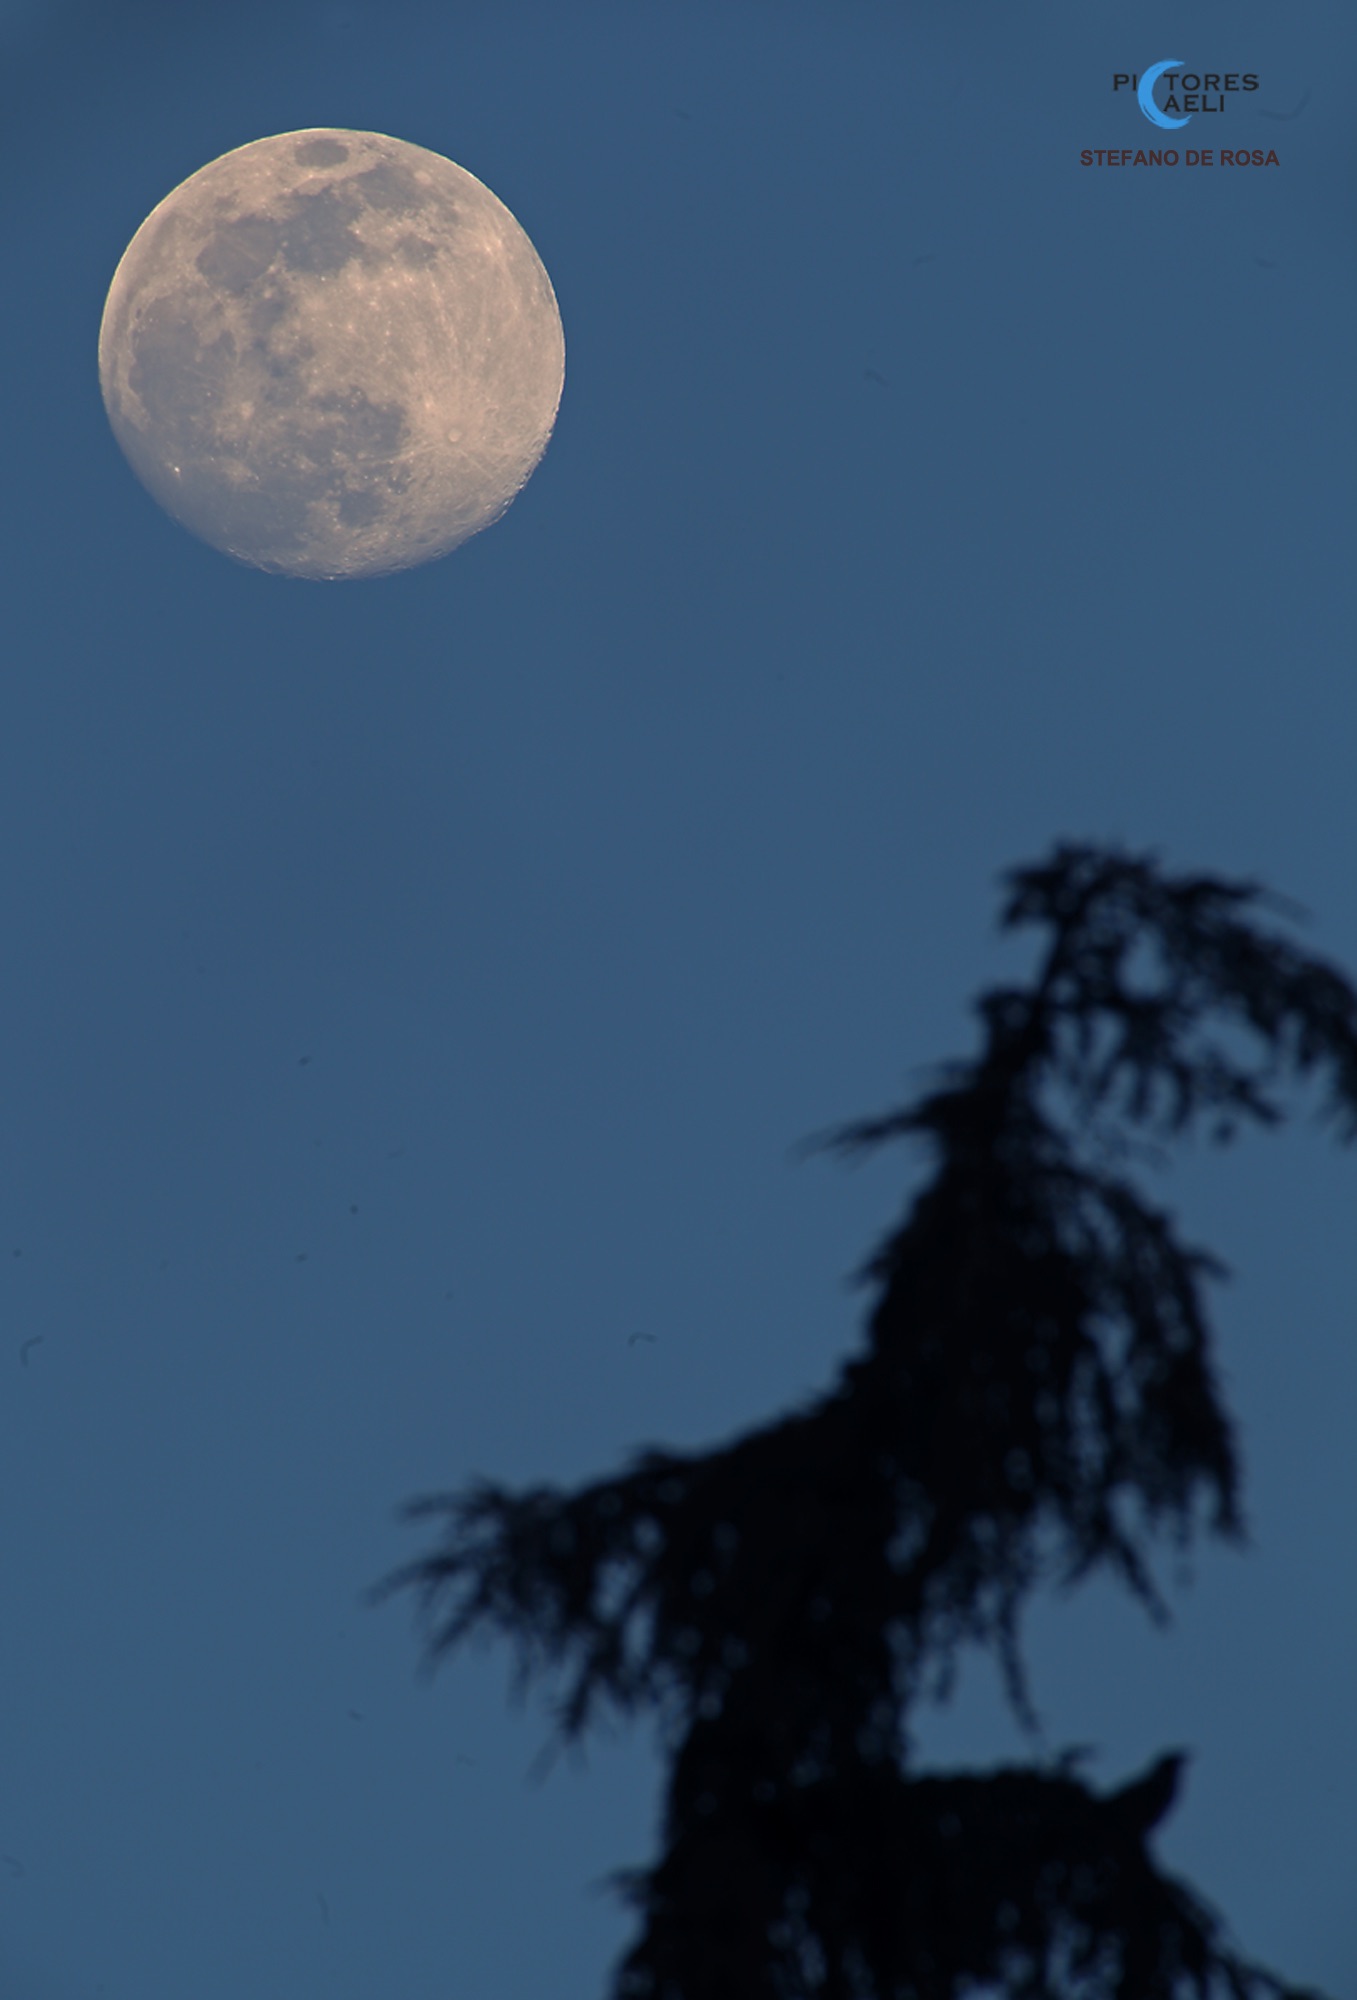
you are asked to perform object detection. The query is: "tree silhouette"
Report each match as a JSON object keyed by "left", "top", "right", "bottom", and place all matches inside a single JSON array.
[{"left": 367, "top": 840, "right": 1357, "bottom": 2000}]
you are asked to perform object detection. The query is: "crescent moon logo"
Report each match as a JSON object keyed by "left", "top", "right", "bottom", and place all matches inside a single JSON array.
[{"left": 1138, "top": 59, "right": 1191, "bottom": 130}]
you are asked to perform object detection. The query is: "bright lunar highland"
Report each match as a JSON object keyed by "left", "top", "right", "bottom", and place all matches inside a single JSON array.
[{"left": 98, "top": 130, "right": 565, "bottom": 579}]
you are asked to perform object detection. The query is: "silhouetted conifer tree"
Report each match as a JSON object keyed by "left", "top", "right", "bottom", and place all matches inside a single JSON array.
[{"left": 368, "top": 840, "right": 1357, "bottom": 2000}]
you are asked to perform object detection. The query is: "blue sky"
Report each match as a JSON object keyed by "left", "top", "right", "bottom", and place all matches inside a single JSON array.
[{"left": 1, "top": 2, "right": 1353, "bottom": 1996}]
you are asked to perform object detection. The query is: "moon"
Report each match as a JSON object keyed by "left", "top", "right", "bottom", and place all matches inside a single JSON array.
[{"left": 98, "top": 130, "right": 565, "bottom": 579}]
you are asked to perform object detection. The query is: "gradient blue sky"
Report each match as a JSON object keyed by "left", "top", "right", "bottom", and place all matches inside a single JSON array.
[{"left": 1, "top": 2, "right": 1353, "bottom": 1996}]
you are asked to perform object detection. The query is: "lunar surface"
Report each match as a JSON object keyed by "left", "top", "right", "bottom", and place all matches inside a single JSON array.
[{"left": 98, "top": 130, "right": 565, "bottom": 579}]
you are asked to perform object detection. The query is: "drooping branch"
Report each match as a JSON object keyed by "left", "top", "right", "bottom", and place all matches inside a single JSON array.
[
  {"left": 367, "top": 839, "right": 1355, "bottom": 2000},
  {"left": 369, "top": 841, "right": 1357, "bottom": 1741},
  {"left": 799, "top": 840, "right": 1357, "bottom": 1710}
]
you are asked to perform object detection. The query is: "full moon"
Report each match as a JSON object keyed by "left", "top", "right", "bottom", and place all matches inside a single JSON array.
[{"left": 98, "top": 129, "right": 565, "bottom": 579}]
